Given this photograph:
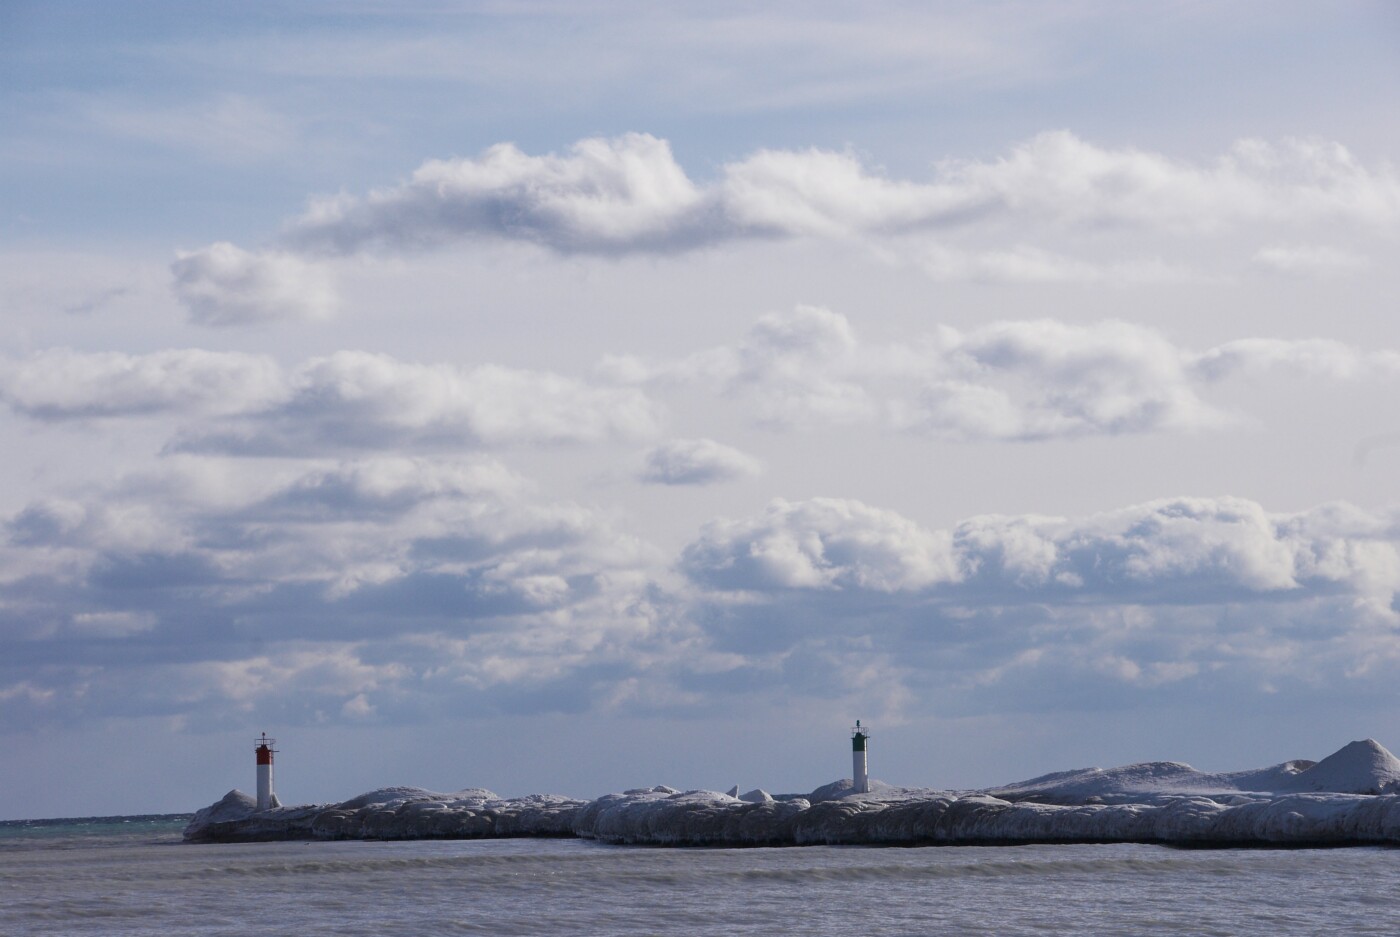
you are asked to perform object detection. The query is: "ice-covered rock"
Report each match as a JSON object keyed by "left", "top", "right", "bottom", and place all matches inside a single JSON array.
[
  {"left": 184, "top": 785, "right": 584, "bottom": 843},
  {"left": 806, "top": 778, "right": 892, "bottom": 802},
  {"left": 1273, "top": 739, "right": 1400, "bottom": 795},
  {"left": 186, "top": 789, "right": 255, "bottom": 827},
  {"left": 336, "top": 786, "right": 490, "bottom": 810},
  {"left": 573, "top": 787, "right": 810, "bottom": 845},
  {"left": 984, "top": 744, "right": 1395, "bottom": 805},
  {"left": 739, "top": 789, "right": 773, "bottom": 804},
  {"left": 990, "top": 762, "right": 1210, "bottom": 803},
  {"left": 1218, "top": 760, "right": 1315, "bottom": 791}
]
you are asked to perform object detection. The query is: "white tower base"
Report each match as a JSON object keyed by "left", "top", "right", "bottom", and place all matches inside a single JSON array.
[{"left": 257, "top": 763, "right": 273, "bottom": 810}]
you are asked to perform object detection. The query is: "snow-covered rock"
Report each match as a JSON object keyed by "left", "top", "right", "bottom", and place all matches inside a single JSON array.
[{"left": 184, "top": 785, "right": 584, "bottom": 843}]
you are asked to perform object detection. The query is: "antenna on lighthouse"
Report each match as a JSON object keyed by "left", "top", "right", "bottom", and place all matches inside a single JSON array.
[
  {"left": 254, "top": 732, "right": 278, "bottom": 811},
  {"left": 851, "top": 720, "right": 870, "bottom": 794}
]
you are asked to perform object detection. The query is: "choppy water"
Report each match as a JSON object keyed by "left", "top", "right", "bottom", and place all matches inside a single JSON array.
[{"left": 4, "top": 817, "right": 1400, "bottom": 936}]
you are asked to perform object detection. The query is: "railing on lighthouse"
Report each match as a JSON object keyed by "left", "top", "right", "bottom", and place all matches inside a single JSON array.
[
  {"left": 255, "top": 733, "right": 278, "bottom": 811},
  {"left": 851, "top": 720, "right": 870, "bottom": 794}
]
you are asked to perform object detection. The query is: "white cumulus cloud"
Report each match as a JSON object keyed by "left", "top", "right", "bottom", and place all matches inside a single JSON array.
[
  {"left": 640, "top": 439, "right": 762, "bottom": 485},
  {"left": 268, "top": 131, "right": 1400, "bottom": 260},
  {"left": 678, "top": 494, "right": 1400, "bottom": 714},
  {"left": 608, "top": 308, "right": 1400, "bottom": 442},
  {"left": 683, "top": 494, "right": 1400, "bottom": 607},
  {"left": 0, "top": 347, "right": 663, "bottom": 453},
  {"left": 170, "top": 351, "right": 663, "bottom": 454},
  {"left": 171, "top": 241, "right": 337, "bottom": 326},
  {"left": 287, "top": 133, "right": 709, "bottom": 256},
  {"left": 682, "top": 497, "right": 961, "bottom": 592},
  {"left": 0, "top": 348, "right": 284, "bottom": 419}
]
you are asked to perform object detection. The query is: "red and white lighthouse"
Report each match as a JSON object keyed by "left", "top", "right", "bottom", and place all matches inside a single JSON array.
[{"left": 255, "top": 733, "right": 277, "bottom": 811}]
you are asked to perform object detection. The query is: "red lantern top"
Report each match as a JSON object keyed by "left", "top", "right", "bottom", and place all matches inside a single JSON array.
[{"left": 255, "top": 732, "right": 277, "bottom": 765}]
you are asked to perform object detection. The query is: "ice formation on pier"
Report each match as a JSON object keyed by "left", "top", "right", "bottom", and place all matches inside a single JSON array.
[{"left": 185, "top": 739, "right": 1400, "bottom": 847}]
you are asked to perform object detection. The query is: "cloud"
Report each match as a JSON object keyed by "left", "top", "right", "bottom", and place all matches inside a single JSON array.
[
  {"left": 918, "top": 244, "right": 1188, "bottom": 284},
  {"left": 678, "top": 495, "right": 1400, "bottom": 715},
  {"left": 286, "top": 133, "right": 709, "bottom": 256},
  {"left": 602, "top": 305, "right": 875, "bottom": 429},
  {"left": 682, "top": 494, "right": 1400, "bottom": 606},
  {"left": 719, "top": 305, "right": 875, "bottom": 428},
  {"left": 639, "top": 439, "right": 762, "bottom": 485},
  {"left": 172, "top": 351, "right": 663, "bottom": 455},
  {"left": 926, "top": 132, "right": 1400, "bottom": 232},
  {"left": 171, "top": 242, "right": 337, "bottom": 326},
  {"left": 1192, "top": 338, "right": 1400, "bottom": 383},
  {"left": 0, "top": 347, "right": 662, "bottom": 453},
  {"left": 10, "top": 315, "right": 1394, "bottom": 455},
  {"left": 0, "top": 348, "right": 283, "bottom": 419},
  {"left": 718, "top": 145, "right": 973, "bottom": 237},
  {"left": 256, "top": 456, "right": 525, "bottom": 521},
  {"left": 1252, "top": 244, "right": 1370, "bottom": 276},
  {"left": 7, "top": 498, "right": 91, "bottom": 547},
  {"left": 63, "top": 285, "right": 132, "bottom": 317},
  {"left": 271, "top": 132, "right": 1400, "bottom": 260},
  {"left": 69, "top": 611, "right": 157, "bottom": 638},
  {"left": 897, "top": 318, "right": 1229, "bottom": 439},
  {"left": 0, "top": 455, "right": 671, "bottom": 726},
  {"left": 683, "top": 497, "right": 962, "bottom": 593},
  {"left": 608, "top": 308, "right": 1400, "bottom": 442},
  {"left": 6, "top": 461, "right": 1400, "bottom": 731}
]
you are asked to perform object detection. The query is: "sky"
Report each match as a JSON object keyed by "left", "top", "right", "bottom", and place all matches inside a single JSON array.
[{"left": 4, "top": 0, "right": 1400, "bottom": 820}]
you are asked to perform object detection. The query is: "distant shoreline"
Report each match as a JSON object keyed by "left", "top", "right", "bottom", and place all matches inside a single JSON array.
[{"left": 1, "top": 814, "right": 193, "bottom": 827}]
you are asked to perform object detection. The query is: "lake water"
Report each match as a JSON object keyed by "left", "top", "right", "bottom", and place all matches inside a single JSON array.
[{"left": 4, "top": 816, "right": 1400, "bottom": 935}]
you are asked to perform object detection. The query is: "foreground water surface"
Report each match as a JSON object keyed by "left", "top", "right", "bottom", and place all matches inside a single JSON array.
[{"left": 3, "top": 816, "right": 1400, "bottom": 935}]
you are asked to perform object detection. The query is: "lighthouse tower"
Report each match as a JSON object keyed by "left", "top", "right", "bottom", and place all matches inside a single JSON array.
[
  {"left": 254, "top": 733, "right": 277, "bottom": 811},
  {"left": 851, "top": 721, "right": 870, "bottom": 794}
]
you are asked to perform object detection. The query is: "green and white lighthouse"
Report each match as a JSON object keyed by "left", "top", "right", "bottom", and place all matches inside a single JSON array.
[{"left": 851, "top": 721, "right": 870, "bottom": 794}]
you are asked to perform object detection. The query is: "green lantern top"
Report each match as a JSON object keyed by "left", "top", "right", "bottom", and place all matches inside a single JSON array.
[{"left": 851, "top": 720, "right": 869, "bottom": 751}]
